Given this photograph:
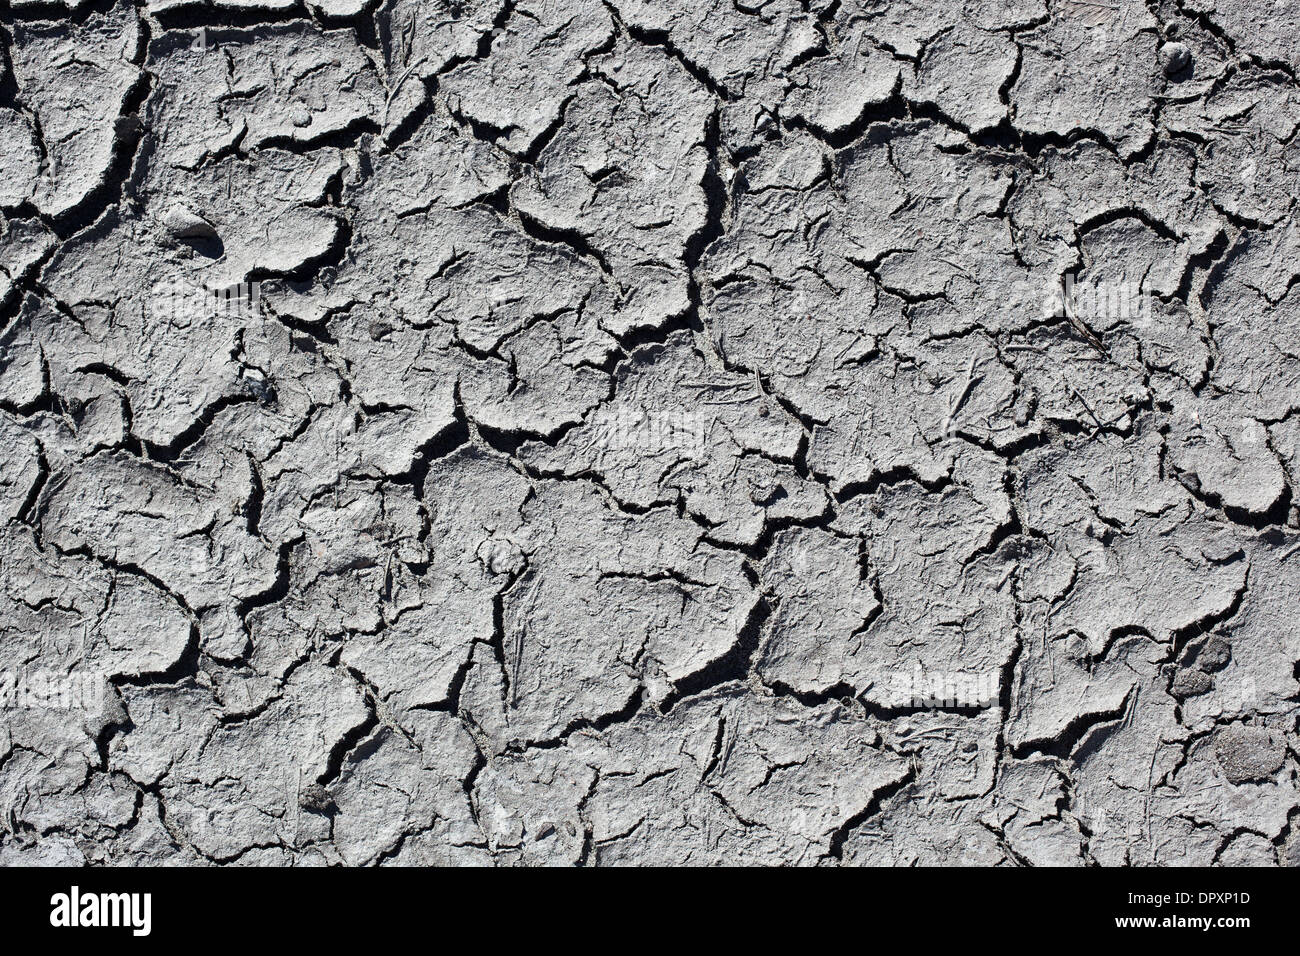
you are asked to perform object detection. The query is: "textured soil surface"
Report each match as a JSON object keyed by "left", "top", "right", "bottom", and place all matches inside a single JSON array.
[{"left": 1, "top": 0, "right": 1299, "bottom": 866}]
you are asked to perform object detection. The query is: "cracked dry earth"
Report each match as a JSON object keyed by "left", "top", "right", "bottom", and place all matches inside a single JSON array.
[{"left": 2, "top": 0, "right": 1300, "bottom": 870}]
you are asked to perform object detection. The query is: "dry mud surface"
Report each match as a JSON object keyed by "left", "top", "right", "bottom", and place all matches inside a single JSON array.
[{"left": 1, "top": 0, "right": 1299, "bottom": 867}]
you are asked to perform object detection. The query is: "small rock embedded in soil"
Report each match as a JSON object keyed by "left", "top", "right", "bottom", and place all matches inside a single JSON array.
[
  {"left": 299, "top": 783, "right": 335, "bottom": 812},
  {"left": 1214, "top": 725, "right": 1286, "bottom": 784},
  {"left": 161, "top": 204, "right": 218, "bottom": 240},
  {"left": 1159, "top": 41, "right": 1192, "bottom": 77}
]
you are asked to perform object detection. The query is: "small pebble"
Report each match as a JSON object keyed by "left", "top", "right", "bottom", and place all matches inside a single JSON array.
[
  {"left": 1197, "top": 636, "right": 1232, "bottom": 672},
  {"left": 161, "top": 204, "right": 217, "bottom": 240},
  {"left": 298, "top": 783, "right": 334, "bottom": 812},
  {"left": 1214, "top": 724, "right": 1285, "bottom": 784},
  {"left": 1159, "top": 41, "right": 1191, "bottom": 77},
  {"left": 1170, "top": 668, "right": 1212, "bottom": 699},
  {"left": 113, "top": 115, "right": 142, "bottom": 141}
]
